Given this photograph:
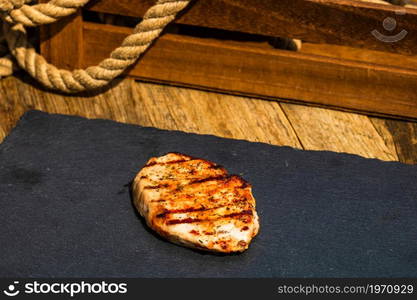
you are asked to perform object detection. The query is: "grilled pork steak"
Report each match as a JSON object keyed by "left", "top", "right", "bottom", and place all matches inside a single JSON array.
[{"left": 132, "top": 153, "right": 259, "bottom": 253}]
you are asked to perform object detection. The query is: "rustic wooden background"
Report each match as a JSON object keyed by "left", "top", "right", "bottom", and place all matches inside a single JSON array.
[
  {"left": 39, "top": 0, "right": 417, "bottom": 120},
  {"left": 1, "top": 73, "right": 416, "bottom": 165}
]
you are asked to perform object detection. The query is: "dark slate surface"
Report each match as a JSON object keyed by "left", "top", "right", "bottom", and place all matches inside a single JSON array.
[{"left": 0, "top": 110, "right": 416, "bottom": 278}]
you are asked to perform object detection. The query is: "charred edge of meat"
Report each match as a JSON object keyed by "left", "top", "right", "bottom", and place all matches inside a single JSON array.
[
  {"left": 143, "top": 159, "right": 191, "bottom": 168},
  {"left": 142, "top": 153, "right": 225, "bottom": 171},
  {"left": 163, "top": 152, "right": 192, "bottom": 158},
  {"left": 229, "top": 174, "right": 252, "bottom": 189},
  {"left": 240, "top": 181, "right": 251, "bottom": 189},
  {"left": 210, "top": 164, "right": 225, "bottom": 170}
]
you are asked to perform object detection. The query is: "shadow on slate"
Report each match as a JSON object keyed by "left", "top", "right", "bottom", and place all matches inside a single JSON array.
[{"left": 1, "top": 110, "right": 417, "bottom": 278}]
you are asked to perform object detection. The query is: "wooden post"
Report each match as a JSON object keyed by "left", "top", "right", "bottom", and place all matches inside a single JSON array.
[{"left": 40, "top": 10, "right": 84, "bottom": 70}]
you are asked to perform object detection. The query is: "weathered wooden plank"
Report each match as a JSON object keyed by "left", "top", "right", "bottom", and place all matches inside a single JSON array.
[
  {"left": 0, "top": 74, "right": 409, "bottom": 164},
  {"left": 82, "top": 22, "right": 417, "bottom": 120},
  {"left": 86, "top": 0, "right": 417, "bottom": 55},
  {"left": 0, "top": 75, "right": 301, "bottom": 149},
  {"left": 0, "top": 74, "right": 28, "bottom": 142},
  {"left": 131, "top": 81, "right": 302, "bottom": 148},
  {"left": 280, "top": 103, "right": 399, "bottom": 161},
  {"left": 0, "top": 75, "right": 137, "bottom": 144}
]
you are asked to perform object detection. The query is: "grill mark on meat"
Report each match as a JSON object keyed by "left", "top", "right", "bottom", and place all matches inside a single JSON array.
[
  {"left": 135, "top": 153, "right": 259, "bottom": 252},
  {"left": 166, "top": 218, "right": 202, "bottom": 225},
  {"left": 144, "top": 183, "right": 170, "bottom": 189},
  {"left": 144, "top": 173, "right": 228, "bottom": 188},
  {"left": 144, "top": 159, "right": 191, "bottom": 168},
  {"left": 166, "top": 209, "right": 253, "bottom": 225},
  {"left": 187, "top": 175, "right": 229, "bottom": 185},
  {"left": 223, "top": 210, "right": 253, "bottom": 218},
  {"left": 155, "top": 205, "right": 230, "bottom": 218},
  {"left": 143, "top": 158, "right": 223, "bottom": 172},
  {"left": 151, "top": 199, "right": 167, "bottom": 203},
  {"left": 186, "top": 174, "right": 251, "bottom": 189},
  {"left": 159, "top": 186, "right": 251, "bottom": 205}
]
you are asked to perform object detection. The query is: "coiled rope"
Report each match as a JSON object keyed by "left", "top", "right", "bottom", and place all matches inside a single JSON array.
[{"left": 0, "top": 0, "right": 192, "bottom": 92}]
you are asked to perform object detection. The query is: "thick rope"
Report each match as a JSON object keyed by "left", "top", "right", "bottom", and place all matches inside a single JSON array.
[
  {"left": 0, "top": 0, "right": 192, "bottom": 92},
  {"left": 0, "top": 23, "right": 15, "bottom": 77},
  {"left": 0, "top": 0, "right": 30, "bottom": 14},
  {"left": 3, "top": 0, "right": 90, "bottom": 27},
  {"left": 0, "top": 0, "right": 87, "bottom": 78}
]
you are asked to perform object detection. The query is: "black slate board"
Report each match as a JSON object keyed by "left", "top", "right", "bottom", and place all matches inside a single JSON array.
[{"left": 1, "top": 110, "right": 417, "bottom": 278}]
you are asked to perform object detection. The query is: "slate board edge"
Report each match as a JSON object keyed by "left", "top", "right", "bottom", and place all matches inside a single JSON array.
[{"left": 0, "top": 109, "right": 410, "bottom": 168}]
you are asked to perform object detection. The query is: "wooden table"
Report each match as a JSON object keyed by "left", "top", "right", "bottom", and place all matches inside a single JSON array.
[{"left": 1, "top": 73, "right": 416, "bottom": 164}]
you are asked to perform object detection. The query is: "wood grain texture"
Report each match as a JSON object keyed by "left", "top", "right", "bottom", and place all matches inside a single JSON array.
[
  {"left": 131, "top": 81, "right": 301, "bottom": 147},
  {"left": 280, "top": 103, "right": 399, "bottom": 161},
  {"left": 1, "top": 74, "right": 414, "bottom": 165},
  {"left": 81, "top": 22, "right": 417, "bottom": 120},
  {"left": 300, "top": 42, "right": 417, "bottom": 70},
  {"left": 367, "top": 117, "right": 400, "bottom": 159},
  {"left": 379, "top": 118, "right": 417, "bottom": 164},
  {"left": 0, "top": 75, "right": 27, "bottom": 141},
  {"left": 86, "top": 0, "right": 417, "bottom": 55},
  {"left": 0, "top": 75, "right": 140, "bottom": 129},
  {"left": 0, "top": 75, "right": 300, "bottom": 149}
]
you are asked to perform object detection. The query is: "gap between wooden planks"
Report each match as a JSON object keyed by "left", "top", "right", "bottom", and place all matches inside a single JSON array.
[{"left": 1, "top": 74, "right": 416, "bottom": 164}]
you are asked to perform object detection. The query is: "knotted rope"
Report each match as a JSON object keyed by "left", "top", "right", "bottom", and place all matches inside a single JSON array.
[{"left": 0, "top": 0, "right": 191, "bottom": 92}]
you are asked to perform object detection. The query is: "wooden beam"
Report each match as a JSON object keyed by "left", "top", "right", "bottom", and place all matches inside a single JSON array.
[
  {"left": 86, "top": 0, "right": 417, "bottom": 55},
  {"left": 82, "top": 22, "right": 417, "bottom": 120}
]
